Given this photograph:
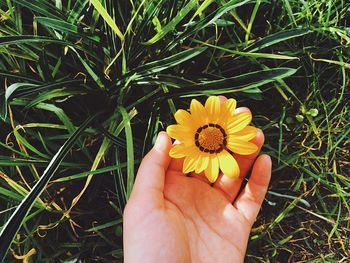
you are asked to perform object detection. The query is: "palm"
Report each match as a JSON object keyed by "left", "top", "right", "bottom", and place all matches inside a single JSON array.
[{"left": 161, "top": 171, "right": 251, "bottom": 262}]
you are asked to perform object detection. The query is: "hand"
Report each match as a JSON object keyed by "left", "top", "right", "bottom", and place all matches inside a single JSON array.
[{"left": 123, "top": 106, "right": 272, "bottom": 263}]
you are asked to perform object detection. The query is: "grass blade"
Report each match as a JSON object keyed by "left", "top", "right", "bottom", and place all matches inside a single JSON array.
[
  {"left": 124, "top": 47, "right": 207, "bottom": 81},
  {"left": 162, "top": 67, "right": 298, "bottom": 98},
  {"left": 0, "top": 83, "right": 38, "bottom": 120},
  {"left": 167, "top": 0, "right": 252, "bottom": 50},
  {"left": 117, "top": 106, "right": 135, "bottom": 199},
  {"left": 145, "top": 0, "right": 198, "bottom": 45},
  {"left": 13, "top": 0, "right": 65, "bottom": 19},
  {"left": 36, "top": 17, "right": 100, "bottom": 42},
  {"left": 244, "top": 28, "right": 311, "bottom": 52},
  {"left": 0, "top": 112, "right": 101, "bottom": 262},
  {"left": 90, "top": 0, "right": 124, "bottom": 41}
]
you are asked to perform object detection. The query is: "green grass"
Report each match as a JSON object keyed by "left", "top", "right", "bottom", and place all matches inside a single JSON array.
[{"left": 0, "top": 0, "right": 349, "bottom": 262}]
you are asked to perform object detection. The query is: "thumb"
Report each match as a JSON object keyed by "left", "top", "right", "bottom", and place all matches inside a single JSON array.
[{"left": 130, "top": 132, "right": 172, "bottom": 199}]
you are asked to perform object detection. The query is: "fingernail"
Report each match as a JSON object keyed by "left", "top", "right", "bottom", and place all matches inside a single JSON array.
[
  {"left": 218, "top": 95, "right": 227, "bottom": 103},
  {"left": 261, "top": 154, "right": 272, "bottom": 168},
  {"left": 262, "top": 154, "right": 271, "bottom": 162},
  {"left": 154, "top": 132, "right": 168, "bottom": 152}
]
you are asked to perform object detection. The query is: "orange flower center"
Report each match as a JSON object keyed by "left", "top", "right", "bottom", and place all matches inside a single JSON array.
[{"left": 195, "top": 123, "right": 227, "bottom": 153}]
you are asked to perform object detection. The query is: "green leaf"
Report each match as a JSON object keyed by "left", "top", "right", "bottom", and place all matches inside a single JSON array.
[
  {"left": 296, "top": 114, "right": 304, "bottom": 122},
  {"left": 52, "top": 163, "right": 129, "bottom": 183},
  {"left": 0, "top": 113, "right": 101, "bottom": 261},
  {"left": 0, "top": 35, "right": 70, "bottom": 47},
  {"left": 245, "top": 0, "right": 261, "bottom": 43},
  {"left": 311, "top": 57, "right": 350, "bottom": 69},
  {"left": 0, "top": 187, "right": 44, "bottom": 209},
  {"left": 0, "top": 174, "right": 47, "bottom": 210},
  {"left": 306, "top": 109, "right": 319, "bottom": 117},
  {"left": 191, "top": 0, "right": 216, "bottom": 20},
  {"left": 167, "top": 0, "right": 252, "bottom": 50},
  {"left": 282, "top": 0, "right": 297, "bottom": 26},
  {"left": 134, "top": 74, "right": 195, "bottom": 88},
  {"left": 67, "top": 0, "right": 90, "bottom": 23},
  {"left": 192, "top": 39, "right": 299, "bottom": 60},
  {"left": 1, "top": 79, "right": 85, "bottom": 120},
  {"left": 245, "top": 28, "right": 311, "bottom": 52},
  {"left": 36, "top": 17, "right": 100, "bottom": 42},
  {"left": 117, "top": 106, "right": 135, "bottom": 199},
  {"left": 125, "top": 47, "right": 207, "bottom": 80},
  {"left": 0, "top": 83, "right": 38, "bottom": 120},
  {"left": 86, "top": 218, "right": 123, "bottom": 232},
  {"left": 14, "top": 79, "right": 85, "bottom": 98},
  {"left": 13, "top": 128, "right": 50, "bottom": 159},
  {"left": 11, "top": 99, "right": 94, "bottom": 162},
  {"left": 90, "top": 0, "right": 124, "bottom": 41},
  {"left": 0, "top": 70, "right": 43, "bottom": 84},
  {"left": 0, "top": 157, "right": 46, "bottom": 166},
  {"left": 163, "top": 68, "right": 298, "bottom": 97},
  {"left": 144, "top": 0, "right": 198, "bottom": 45},
  {"left": 13, "top": 0, "right": 65, "bottom": 19},
  {"left": 0, "top": 36, "right": 98, "bottom": 59},
  {"left": 69, "top": 47, "right": 104, "bottom": 89},
  {"left": 24, "top": 88, "right": 87, "bottom": 109}
]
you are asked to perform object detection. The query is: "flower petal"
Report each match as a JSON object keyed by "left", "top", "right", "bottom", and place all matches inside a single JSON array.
[
  {"left": 227, "top": 112, "right": 252, "bottom": 134},
  {"left": 219, "top": 98, "right": 237, "bottom": 125},
  {"left": 205, "top": 96, "right": 220, "bottom": 122},
  {"left": 227, "top": 138, "right": 258, "bottom": 155},
  {"left": 231, "top": 126, "right": 257, "bottom": 141},
  {"left": 169, "top": 144, "right": 191, "bottom": 158},
  {"left": 166, "top": 124, "right": 193, "bottom": 143},
  {"left": 195, "top": 154, "right": 209, "bottom": 174},
  {"left": 183, "top": 156, "right": 198, "bottom": 173},
  {"left": 224, "top": 98, "right": 237, "bottom": 114},
  {"left": 204, "top": 156, "right": 219, "bottom": 183},
  {"left": 217, "top": 150, "right": 240, "bottom": 178},
  {"left": 190, "top": 99, "right": 207, "bottom": 123},
  {"left": 174, "top": 109, "right": 194, "bottom": 126}
]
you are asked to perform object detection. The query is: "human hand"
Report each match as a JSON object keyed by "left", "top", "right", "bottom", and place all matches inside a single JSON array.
[{"left": 123, "top": 104, "right": 272, "bottom": 263}]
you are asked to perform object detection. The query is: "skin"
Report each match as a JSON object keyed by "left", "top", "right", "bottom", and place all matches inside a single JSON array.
[{"left": 123, "top": 101, "right": 272, "bottom": 263}]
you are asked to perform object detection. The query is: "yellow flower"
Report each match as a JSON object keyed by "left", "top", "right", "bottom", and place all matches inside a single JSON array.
[{"left": 166, "top": 96, "right": 258, "bottom": 183}]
